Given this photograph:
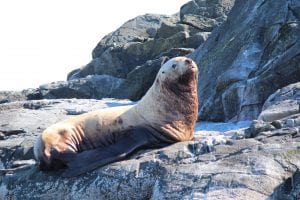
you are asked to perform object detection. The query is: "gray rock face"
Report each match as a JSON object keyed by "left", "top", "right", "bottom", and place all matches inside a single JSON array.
[
  {"left": 110, "top": 48, "right": 194, "bottom": 101},
  {"left": 1, "top": 96, "right": 300, "bottom": 199},
  {"left": 259, "top": 82, "right": 300, "bottom": 122},
  {"left": 191, "top": 0, "right": 300, "bottom": 122},
  {"left": 180, "top": 0, "right": 236, "bottom": 31},
  {"left": 92, "top": 14, "right": 167, "bottom": 59},
  {"left": 110, "top": 57, "right": 166, "bottom": 101}
]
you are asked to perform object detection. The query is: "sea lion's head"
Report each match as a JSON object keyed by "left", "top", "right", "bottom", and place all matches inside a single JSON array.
[
  {"left": 156, "top": 57, "right": 198, "bottom": 95},
  {"left": 158, "top": 56, "right": 198, "bottom": 85}
]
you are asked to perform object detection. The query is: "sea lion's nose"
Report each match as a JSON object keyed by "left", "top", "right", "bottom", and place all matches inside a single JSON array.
[{"left": 185, "top": 58, "right": 192, "bottom": 65}]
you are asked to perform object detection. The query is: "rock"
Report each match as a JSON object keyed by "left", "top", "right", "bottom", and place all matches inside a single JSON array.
[
  {"left": 0, "top": 89, "right": 41, "bottom": 104},
  {"left": 192, "top": 0, "right": 300, "bottom": 122},
  {"left": 0, "top": 91, "right": 26, "bottom": 104},
  {"left": 270, "top": 120, "right": 283, "bottom": 129},
  {"left": 38, "top": 75, "right": 124, "bottom": 99},
  {"left": 180, "top": 0, "right": 236, "bottom": 31},
  {"left": 111, "top": 48, "right": 194, "bottom": 101},
  {"left": 67, "top": 68, "right": 81, "bottom": 81},
  {"left": 1, "top": 99, "right": 300, "bottom": 199},
  {"left": 11, "top": 159, "right": 36, "bottom": 168},
  {"left": 155, "top": 18, "right": 194, "bottom": 39},
  {"left": 271, "top": 170, "right": 300, "bottom": 200},
  {"left": 281, "top": 114, "right": 300, "bottom": 128},
  {"left": 244, "top": 120, "right": 276, "bottom": 138},
  {"left": 0, "top": 129, "right": 26, "bottom": 138},
  {"left": 65, "top": 108, "right": 87, "bottom": 115},
  {"left": 1, "top": 129, "right": 300, "bottom": 199},
  {"left": 110, "top": 57, "right": 165, "bottom": 101},
  {"left": 245, "top": 113, "right": 300, "bottom": 139},
  {"left": 73, "top": 30, "right": 199, "bottom": 80},
  {"left": 92, "top": 14, "right": 169, "bottom": 59},
  {"left": 1, "top": 75, "right": 124, "bottom": 104},
  {"left": 157, "top": 47, "right": 194, "bottom": 58},
  {"left": 258, "top": 82, "right": 300, "bottom": 122},
  {"left": 0, "top": 133, "right": 5, "bottom": 140}
]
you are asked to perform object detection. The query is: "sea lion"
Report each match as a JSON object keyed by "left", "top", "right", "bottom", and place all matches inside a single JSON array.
[{"left": 34, "top": 56, "right": 198, "bottom": 177}]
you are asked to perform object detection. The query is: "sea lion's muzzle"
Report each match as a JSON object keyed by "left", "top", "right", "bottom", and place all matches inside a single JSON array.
[
  {"left": 184, "top": 60, "right": 197, "bottom": 74},
  {"left": 185, "top": 58, "right": 193, "bottom": 65}
]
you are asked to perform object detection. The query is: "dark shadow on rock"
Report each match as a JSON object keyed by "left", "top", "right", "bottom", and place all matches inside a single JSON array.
[{"left": 269, "top": 169, "right": 300, "bottom": 200}]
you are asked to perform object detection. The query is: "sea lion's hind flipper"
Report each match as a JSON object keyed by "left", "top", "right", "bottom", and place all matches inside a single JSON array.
[
  {"left": 39, "top": 149, "right": 76, "bottom": 171},
  {"left": 62, "top": 127, "right": 158, "bottom": 178}
]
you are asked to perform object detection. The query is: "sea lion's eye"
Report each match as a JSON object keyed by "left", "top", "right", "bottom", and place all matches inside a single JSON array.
[
  {"left": 172, "top": 64, "right": 176, "bottom": 69},
  {"left": 162, "top": 71, "right": 165, "bottom": 74}
]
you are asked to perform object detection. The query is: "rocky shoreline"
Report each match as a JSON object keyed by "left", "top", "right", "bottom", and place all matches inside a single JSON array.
[{"left": 1, "top": 0, "right": 300, "bottom": 199}]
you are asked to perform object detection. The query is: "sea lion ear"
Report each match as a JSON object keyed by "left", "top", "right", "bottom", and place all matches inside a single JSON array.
[{"left": 161, "top": 56, "right": 170, "bottom": 66}]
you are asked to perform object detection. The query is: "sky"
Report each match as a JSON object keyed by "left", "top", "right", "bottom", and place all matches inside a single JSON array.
[{"left": 0, "top": 0, "right": 189, "bottom": 91}]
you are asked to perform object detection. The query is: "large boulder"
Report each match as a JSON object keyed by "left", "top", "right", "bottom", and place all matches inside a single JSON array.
[
  {"left": 1, "top": 97, "right": 300, "bottom": 199},
  {"left": 259, "top": 82, "right": 300, "bottom": 122},
  {"left": 191, "top": 0, "right": 300, "bottom": 122}
]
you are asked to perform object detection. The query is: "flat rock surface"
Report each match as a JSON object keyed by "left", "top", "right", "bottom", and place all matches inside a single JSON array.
[{"left": 0, "top": 99, "right": 299, "bottom": 199}]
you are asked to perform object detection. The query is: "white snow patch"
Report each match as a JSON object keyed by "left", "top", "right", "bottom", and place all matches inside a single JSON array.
[
  {"left": 194, "top": 121, "right": 251, "bottom": 144},
  {"left": 102, "top": 98, "right": 136, "bottom": 108},
  {"left": 195, "top": 121, "right": 251, "bottom": 134}
]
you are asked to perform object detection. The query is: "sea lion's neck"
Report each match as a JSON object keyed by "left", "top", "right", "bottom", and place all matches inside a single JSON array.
[{"left": 136, "top": 76, "right": 198, "bottom": 141}]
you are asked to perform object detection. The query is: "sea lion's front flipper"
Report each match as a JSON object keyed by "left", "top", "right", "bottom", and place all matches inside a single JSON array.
[{"left": 62, "top": 127, "right": 161, "bottom": 178}]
